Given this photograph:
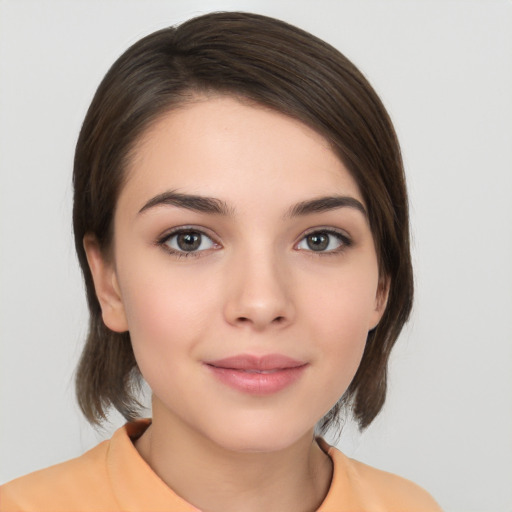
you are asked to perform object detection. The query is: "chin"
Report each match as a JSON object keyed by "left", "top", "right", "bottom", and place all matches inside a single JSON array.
[{"left": 204, "top": 415, "right": 315, "bottom": 454}]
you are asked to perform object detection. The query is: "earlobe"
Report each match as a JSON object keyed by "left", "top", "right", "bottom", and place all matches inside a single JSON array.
[
  {"left": 369, "top": 276, "right": 390, "bottom": 330},
  {"left": 83, "top": 234, "right": 128, "bottom": 333}
]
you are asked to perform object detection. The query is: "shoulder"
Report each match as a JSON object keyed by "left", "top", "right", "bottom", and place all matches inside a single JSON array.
[
  {"left": 347, "top": 456, "right": 443, "bottom": 511},
  {"left": 0, "top": 438, "right": 115, "bottom": 512},
  {"left": 319, "top": 440, "right": 443, "bottom": 512}
]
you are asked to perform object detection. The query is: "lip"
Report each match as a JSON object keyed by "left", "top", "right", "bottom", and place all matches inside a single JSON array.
[{"left": 204, "top": 354, "right": 308, "bottom": 395}]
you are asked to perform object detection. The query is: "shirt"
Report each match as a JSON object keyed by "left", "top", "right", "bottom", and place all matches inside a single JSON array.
[{"left": 0, "top": 419, "right": 443, "bottom": 511}]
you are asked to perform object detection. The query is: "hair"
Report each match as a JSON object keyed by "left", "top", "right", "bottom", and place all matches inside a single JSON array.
[{"left": 73, "top": 11, "right": 413, "bottom": 432}]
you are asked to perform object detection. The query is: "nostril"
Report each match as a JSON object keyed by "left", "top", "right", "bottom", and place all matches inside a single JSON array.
[{"left": 235, "top": 315, "right": 286, "bottom": 325}]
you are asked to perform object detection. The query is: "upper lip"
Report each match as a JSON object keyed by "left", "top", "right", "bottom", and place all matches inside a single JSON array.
[{"left": 205, "top": 354, "right": 307, "bottom": 371}]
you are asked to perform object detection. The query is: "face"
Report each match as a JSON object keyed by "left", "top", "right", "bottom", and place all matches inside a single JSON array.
[{"left": 86, "top": 96, "right": 387, "bottom": 453}]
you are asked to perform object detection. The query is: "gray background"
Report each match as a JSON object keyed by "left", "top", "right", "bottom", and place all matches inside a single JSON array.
[{"left": 1, "top": 1, "right": 511, "bottom": 511}]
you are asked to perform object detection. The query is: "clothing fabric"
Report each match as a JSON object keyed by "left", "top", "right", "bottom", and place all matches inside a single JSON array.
[{"left": 1, "top": 419, "right": 442, "bottom": 512}]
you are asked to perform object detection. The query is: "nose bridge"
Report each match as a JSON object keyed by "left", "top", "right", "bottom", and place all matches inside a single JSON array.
[{"left": 223, "top": 240, "right": 294, "bottom": 330}]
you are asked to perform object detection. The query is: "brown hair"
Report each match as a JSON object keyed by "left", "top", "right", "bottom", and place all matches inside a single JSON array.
[{"left": 73, "top": 11, "right": 413, "bottom": 431}]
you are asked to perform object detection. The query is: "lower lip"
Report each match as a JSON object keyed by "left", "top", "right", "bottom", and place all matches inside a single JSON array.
[{"left": 206, "top": 365, "right": 308, "bottom": 395}]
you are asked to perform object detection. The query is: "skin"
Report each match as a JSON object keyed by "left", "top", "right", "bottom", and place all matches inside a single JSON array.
[{"left": 85, "top": 95, "right": 388, "bottom": 512}]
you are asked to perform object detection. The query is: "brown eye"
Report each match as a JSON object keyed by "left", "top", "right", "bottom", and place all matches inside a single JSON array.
[
  {"left": 163, "top": 230, "right": 216, "bottom": 254},
  {"left": 306, "top": 233, "right": 329, "bottom": 251},
  {"left": 296, "top": 230, "right": 350, "bottom": 253},
  {"left": 177, "top": 232, "right": 202, "bottom": 251}
]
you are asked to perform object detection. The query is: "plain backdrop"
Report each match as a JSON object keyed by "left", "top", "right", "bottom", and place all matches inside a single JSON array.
[{"left": 1, "top": 1, "right": 511, "bottom": 511}]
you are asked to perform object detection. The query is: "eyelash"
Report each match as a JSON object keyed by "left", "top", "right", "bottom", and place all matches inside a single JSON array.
[
  {"left": 156, "top": 226, "right": 219, "bottom": 259},
  {"left": 297, "top": 228, "right": 352, "bottom": 256},
  {"left": 156, "top": 226, "right": 352, "bottom": 258}
]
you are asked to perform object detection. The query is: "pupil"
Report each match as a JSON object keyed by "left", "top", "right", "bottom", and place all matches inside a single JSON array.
[
  {"left": 307, "top": 233, "right": 328, "bottom": 251},
  {"left": 177, "top": 232, "right": 201, "bottom": 251}
]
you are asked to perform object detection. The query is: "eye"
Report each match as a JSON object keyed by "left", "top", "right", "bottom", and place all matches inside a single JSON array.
[
  {"left": 296, "top": 230, "right": 350, "bottom": 253},
  {"left": 160, "top": 228, "right": 217, "bottom": 255}
]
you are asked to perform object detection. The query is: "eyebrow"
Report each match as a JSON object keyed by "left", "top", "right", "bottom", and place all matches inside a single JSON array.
[
  {"left": 138, "top": 191, "right": 233, "bottom": 216},
  {"left": 138, "top": 190, "right": 366, "bottom": 218},
  {"left": 285, "top": 195, "right": 367, "bottom": 218}
]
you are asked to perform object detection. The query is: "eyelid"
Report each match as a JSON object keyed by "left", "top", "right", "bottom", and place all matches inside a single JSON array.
[
  {"left": 300, "top": 226, "right": 351, "bottom": 238},
  {"left": 295, "top": 227, "right": 352, "bottom": 253},
  {"left": 156, "top": 225, "right": 221, "bottom": 257},
  {"left": 155, "top": 225, "right": 352, "bottom": 257},
  {"left": 157, "top": 224, "right": 217, "bottom": 241}
]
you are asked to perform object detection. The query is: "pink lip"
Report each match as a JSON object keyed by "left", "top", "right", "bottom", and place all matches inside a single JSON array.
[{"left": 204, "top": 354, "right": 308, "bottom": 395}]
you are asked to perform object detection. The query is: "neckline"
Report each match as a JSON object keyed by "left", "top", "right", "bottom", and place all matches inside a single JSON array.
[{"left": 108, "top": 419, "right": 348, "bottom": 511}]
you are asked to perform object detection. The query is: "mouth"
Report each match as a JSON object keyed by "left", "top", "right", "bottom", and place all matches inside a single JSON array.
[
  {"left": 229, "top": 369, "right": 284, "bottom": 374},
  {"left": 204, "top": 354, "right": 308, "bottom": 395}
]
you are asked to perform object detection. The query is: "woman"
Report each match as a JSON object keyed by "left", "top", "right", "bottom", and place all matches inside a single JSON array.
[{"left": 1, "top": 11, "right": 442, "bottom": 511}]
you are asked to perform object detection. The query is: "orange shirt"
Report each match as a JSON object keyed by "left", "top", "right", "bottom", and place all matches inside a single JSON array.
[{"left": 0, "top": 420, "right": 442, "bottom": 511}]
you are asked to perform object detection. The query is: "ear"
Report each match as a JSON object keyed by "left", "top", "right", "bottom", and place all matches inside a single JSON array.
[
  {"left": 369, "top": 275, "right": 390, "bottom": 331},
  {"left": 83, "top": 234, "right": 128, "bottom": 333}
]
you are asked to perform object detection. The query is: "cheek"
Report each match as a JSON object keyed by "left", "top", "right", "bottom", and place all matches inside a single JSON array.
[
  {"left": 300, "top": 267, "right": 378, "bottom": 382},
  {"left": 303, "top": 265, "right": 379, "bottom": 335},
  {"left": 117, "top": 263, "right": 219, "bottom": 357},
  {"left": 119, "top": 272, "right": 219, "bottom": 401}
]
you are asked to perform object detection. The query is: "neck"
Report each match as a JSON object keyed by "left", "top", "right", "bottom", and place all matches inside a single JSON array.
[{"left": 135, "top": 403, "right": 333, "bottom": 512}]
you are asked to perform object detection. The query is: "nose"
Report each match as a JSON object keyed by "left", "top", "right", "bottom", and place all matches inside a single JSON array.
[{"left": 223, "top": 249, "right": 295, "bottom": 331}]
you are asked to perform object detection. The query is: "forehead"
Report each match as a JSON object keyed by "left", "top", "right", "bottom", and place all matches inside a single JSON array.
[{"left": 120, "top": 95, "right": 363, "bottom": 216}]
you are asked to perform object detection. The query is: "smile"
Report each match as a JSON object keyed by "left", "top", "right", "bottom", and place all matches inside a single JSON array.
[
  {"left": 204, "top": 354, "right": 308, "bottom": 395},
  {"left": 238, "top": 369, "right": 280, "bottom": 374}
]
